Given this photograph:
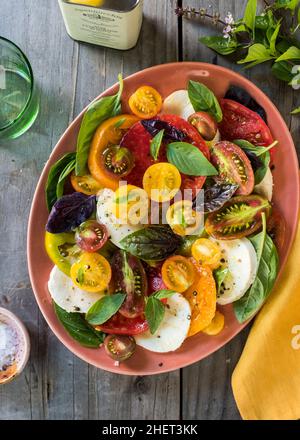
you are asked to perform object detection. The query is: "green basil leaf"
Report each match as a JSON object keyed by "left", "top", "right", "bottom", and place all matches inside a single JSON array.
[
  {"left": 243, "top": 0, "right": 257, "bottom": 33},
  {"left": 150, "top": 129, "right": 165, "bottom": 161},
  {"left": 75, "top": 75, "right": 123, "bottom": 176},
  {"left": 120, "top": 226, "right": 182, "bottom": 261},
  {"left": 86, "top": 293, "right": 126, "bottom": 325},
  {"left": 269, "top": 22, "right": 281, "bottom": 55},
  {"left": 56, "top": 158, "right": 76, "bottom": 199},
  {"left": 234, "top": 215, "right": 279, "bottom": 323},
  {"left": 167, "top": 142, "right": 218, "bottom": 176},
  {"left": 291, "top": 106, "right": 300, "bottom": 115},
  {"left": 145, "top": 296, "right": 165, "bottom": 335},
  {"left": 255, "top": 15, "right": 270, "bottom": 30},
  {"left": 214, "top": 267, "right": 230, "bottom": 294},
  {"left": 54, "top": 302, "right": 105, "bottom": 348},
  {"left": 237, "top": 44, "right": 275, "bottom": 68},
  {"left": 200, "top": 36, "right": 238, "bottom": 55},
  {"left": 276, "top": 46, "right": 300, "bottom": 62},
  {"left": 273, "top": 0, "right": 299, "bottom": 11},
  {"left": 46, "top": 153, "right": 76, "bottom": 211},
  {"left": 271, "top": 60, "right": 294, "bottom": 82},
  {"left": 188, "top": 80, "right": 223, "bottom": 122},
  {"left": 153, "top": 290, "right": 177, "bottom": 300}
]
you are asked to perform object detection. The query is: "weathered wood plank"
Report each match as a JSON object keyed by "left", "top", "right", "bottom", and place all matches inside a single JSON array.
[
  {"left": 0, "top": 0, "right": 180, "bottom": 420},
  {"left": 181, "top": 0, "right": 298, "bottom": 420}
]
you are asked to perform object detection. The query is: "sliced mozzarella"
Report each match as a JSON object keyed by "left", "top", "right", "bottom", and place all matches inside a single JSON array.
[
  {"left": 135, "top": 293, "right": 191, "bottom": 353},
  {"left": 254, "top": 168, "right": 273, "bottom": 201},
  {"left": 213, "top": 238, "right": 258, "bottom": 305},
  {"left": 162, "top": 90, "right": 195, "bottom": 120},
  {"left": 96, "top": 188, "right": 143, "bottom": 247},
  {"left": 48, "top": 266, "right": 105, "bottom": 313}
]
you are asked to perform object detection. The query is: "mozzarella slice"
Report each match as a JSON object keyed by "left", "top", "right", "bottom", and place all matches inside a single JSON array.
[
  {"left": 135, "top": 293, "right": 191, "bottom": 353},
  {"left": 254, "top": 168, "right": 273, "bottom": 201},
  {"left": 162, "top": 90, "right": 195, "bottom": 120},
  {"left": 96, "top": 188, "right": 143, "bottom": 247},
  {"left": 214, "top": 238, "right": 258, "bottom": 305},
  {"left": 48, "top": 266, "right": 105, "bottom": 313}
]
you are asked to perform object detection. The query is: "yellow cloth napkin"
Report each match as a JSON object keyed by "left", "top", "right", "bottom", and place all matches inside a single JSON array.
[{"left": 232, "top": 220, "right": 300, "bottom": 420}]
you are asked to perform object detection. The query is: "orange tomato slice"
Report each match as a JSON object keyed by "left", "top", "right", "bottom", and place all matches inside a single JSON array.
[
  {"left": 184, "top": 263, "right": 217, "bottom": 337},
  {"left": 129, "top": 86, "right": 162, "bottom": 119},
  {"left": 88, "top": 115, "right": 139, "bottom": 190},
  {"left": 162, "top": 255, "right": 196, "bottom": 293},
  {"left": 70, "top": 172, "right": 103, "bottom": 195},
  {"left": 202, "top": 311, "right": 225, "bottom": 336}
]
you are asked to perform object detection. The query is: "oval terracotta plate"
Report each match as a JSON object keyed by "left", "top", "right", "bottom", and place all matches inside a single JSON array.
[{"left": 27, "top": 62, "right": 299, "bottom": 375}]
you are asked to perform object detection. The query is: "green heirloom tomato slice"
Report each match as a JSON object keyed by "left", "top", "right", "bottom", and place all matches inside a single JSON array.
[
  {"left": 45, "top": 232, "right": 81, "bottom": 276},
  {"left": 205, "top": 195, "right": 271, "bottom": 240},
  {"left": 211, "top": 141, "right": 255, "bottom": 196}
]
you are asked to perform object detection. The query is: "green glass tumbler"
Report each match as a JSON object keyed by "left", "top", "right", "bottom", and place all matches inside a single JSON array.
[{"left": 0, "top": 37, "right": 39, "bottom": 140}]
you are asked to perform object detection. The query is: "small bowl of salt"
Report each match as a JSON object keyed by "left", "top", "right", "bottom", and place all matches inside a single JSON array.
[{"left": 0, "top": 307, "right": 30, "bottom": 385}]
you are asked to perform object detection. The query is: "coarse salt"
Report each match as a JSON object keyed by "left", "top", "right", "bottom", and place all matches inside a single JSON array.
[{"left": 0, "top": 321, "right": 19, "bottom": 372}]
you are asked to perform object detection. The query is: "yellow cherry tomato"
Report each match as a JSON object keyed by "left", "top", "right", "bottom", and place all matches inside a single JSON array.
[
  {"left": 184, "top": 263, "right": 217, "bottom": 337},
  {"left": 143, "top": 163, "right": 181, "bottom": 203},
  {"left": 191, "top": 238, "right": 221, "bottom": 270},
  {"left": 166, "top": 200, "right": 203, "bottom": 236},
  {"left": 162, "top": 256, "right": 196, "bottom": 293},
  {"left": 113, "top": 184, "right": 149, "bottom": 225},
  {"left": 129, "top": 86, "right": 162, "bottom": 119},
  {"left": 70, "top": 173, "right": 103, "bottom": 195},
  {"left": 70, "top": 253, "right": 112, "bottom": 292},
  {"left": 88, "top": 115, "right": 139, "bottom": 190},
  {"left": 202, "top": 311, "right": 225, "bottom": 336}
]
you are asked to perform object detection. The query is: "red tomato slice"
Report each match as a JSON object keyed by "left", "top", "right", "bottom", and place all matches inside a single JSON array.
[
  {"left": 120, "top": 115, "right": 209, "bottom": 195},
  {"left": 218, "top": 99, "right": 275, "bottom": 160},
  {"left": 98, "top": 313, "right": 148, "bottom": 336}
]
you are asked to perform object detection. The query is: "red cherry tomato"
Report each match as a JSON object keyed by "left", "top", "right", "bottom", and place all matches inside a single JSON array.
[
  {"left": 97, "top": 313, "right": 148, "bottom": 335},
  {"left": 218, "top": 99, "right": 275, "bottom": 161},
  {"left": 75, "top": 221, "right": 108, "bottom": 253}
]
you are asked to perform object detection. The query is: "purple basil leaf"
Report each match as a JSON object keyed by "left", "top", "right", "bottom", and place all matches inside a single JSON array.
[
  {"left": 243, "top": 149, "right": 263, "bottom": 172},
  {"left": 141, "top": 119, "right": 186, "bottom": 142},
  {"left": 193, "top": 183, "right": 238, "bottom": 213},
  {"left": 46, "top": 192, "right": 96, "bottom": 233}
]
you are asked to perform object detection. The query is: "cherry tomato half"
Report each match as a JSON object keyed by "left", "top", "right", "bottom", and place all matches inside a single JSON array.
[
  {"left": 104, "top": 335, "right": 136, "bottom": 362},
  {"left": 88, "top": 115, "right": 139, "bottom": 190},
  {"left": 184, "top": 263, "right": 217, "bottom": 337},
  {"left": 218, "top": 99, "right": 275, "bottom": 160},
  {"left": 143, "top": 163, "right": 181, "bottom": 203},
  {"left": 191, "top": 238, "right": 221, "bottom": 269},
  {"left": 129, "top": 86, "right": 163, "bottom": 119},
  {"left": 75, "top": 221, "right": 108, "bottom": 253},
  {"left": 188, "top": 112, "right": 218, "bottom": 141},
  {"left": 166, "top": 200, "right": 203, "bottom": 236},
  {"left": 96, "top": 313, "right": 149, "bottom": 335},
  {"left": 70, "top": 253, "right": 112, "bottom": 292},
  {"left": 211, "top": 141, "right": 255, "bottom": 196},
  {"left": 162, "top": 256, "right": 196, "bottom": 293},
  {"left": 205, "top": 195, "right": 271, "bottom": 240},
  {"left": 70, "top": 173, "right": 103, "bottom": 195}
]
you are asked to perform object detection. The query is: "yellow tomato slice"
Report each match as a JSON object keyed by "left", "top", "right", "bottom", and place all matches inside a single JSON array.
[
  {"left": 70, "top": 172, "right": 103, "bottom": 195},
  {"left": 166, "top": 200, "right": 203, "bottom": 236},
  {"left": 113, "top": 184, "right": 149, "bottom": 225},
  {"left": 143, "top": 163, "right": 181, "bottom": 203},
  {"left": 191, "top": 238, "right": 221, "bottom": 270},
  {"left": 129, "top": 86, "right": 162, "bottom": 119},
  {"left": 88, "top": 115, "right": 139, "bottom": 190},
  {"left": 70, "top": 253, "right": 112, "bottom": 292},
  {"left": 162, "top": 256, "right": 196, "bottom": 293},
  {"left": 184, "top": 263, "right": 217, "bottom": 336},
  {"left": 202, "top": 311, "right": 225, "bottom": 336}
]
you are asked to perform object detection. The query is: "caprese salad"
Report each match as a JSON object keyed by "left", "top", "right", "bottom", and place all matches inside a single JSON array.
[{"left": 44, "top": 75, "right": 281, "bottom": 364}]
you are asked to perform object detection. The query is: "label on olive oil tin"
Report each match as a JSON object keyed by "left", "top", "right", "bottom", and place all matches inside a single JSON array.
[{"left": 58, "top": 0, "right": 143, "bottom": 50}]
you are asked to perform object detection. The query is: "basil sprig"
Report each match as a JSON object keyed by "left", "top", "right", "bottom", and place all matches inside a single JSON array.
[
  {"left": 150, "top": 129, "right": 164, "bottom": 161},
  {"left": 54, "top": 302, "right": 105, "bottom": 348},
  {"left": 167, "top": 142, "right": 217, "bottom": 176},
  {"left": 46, "top": 152, "right": 76, "bottom": 211},
  {"left": 188, "top": 80, "right": 223, "bottom": 122},
  {"left": 234, "top": 214, "right": 279, "bottom": 323},
  {"left": 75, "top": 74, "right": 123, "bottom": 176},
  {"left": 86, "top": 293, "right": 126, "bottom": 325},
  {"left": 145, "top": 290, "right": 176, "bottom": 335}
]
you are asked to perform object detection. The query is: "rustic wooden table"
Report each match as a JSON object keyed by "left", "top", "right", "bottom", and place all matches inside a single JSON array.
[{"left": 0, "top": 0, "right": 298, "bottom": 420}]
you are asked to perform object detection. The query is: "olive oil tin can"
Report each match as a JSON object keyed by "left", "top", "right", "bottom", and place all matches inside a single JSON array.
[{"left": 58, "top": 0, "right": 143, "bottom": 50}]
